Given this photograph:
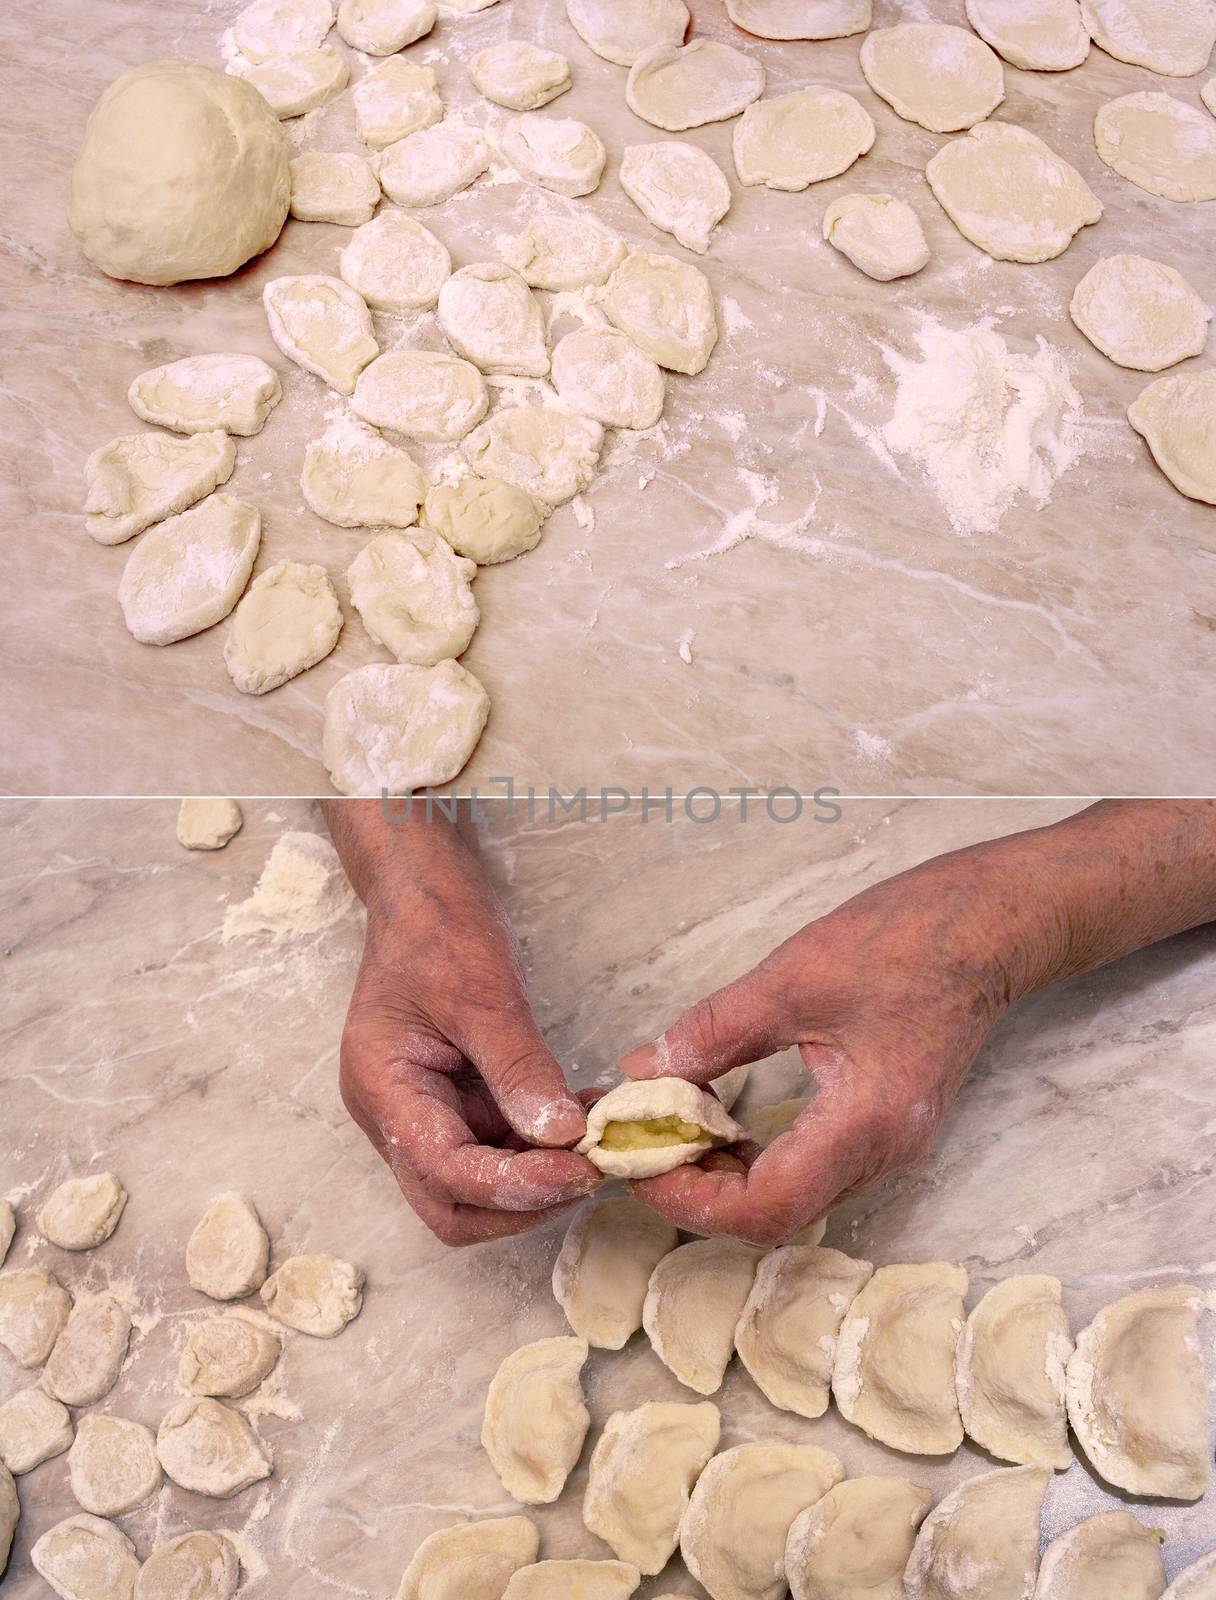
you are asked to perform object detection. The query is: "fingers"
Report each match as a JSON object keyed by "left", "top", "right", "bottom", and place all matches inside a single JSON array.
[
  {"left": 393, "top": 1162, "right": 581, "bottom": 1248},
  {"left": 620, "top": 959, "right": 796, "bottom": 1087},
  {"left": 457, "top": 1008, "right": 588, "bottom": 1148}
]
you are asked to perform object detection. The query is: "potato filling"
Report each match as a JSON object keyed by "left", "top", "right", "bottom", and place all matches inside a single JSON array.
[{"left": 598, "top": 1116, "right": 710, "bottom": 1152}]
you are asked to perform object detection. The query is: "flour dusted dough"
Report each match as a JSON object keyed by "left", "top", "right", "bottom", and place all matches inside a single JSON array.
[
  {"left": 861, "top": 25, "right": 1004, "bottom": 134},
  {"left": 179, "top": 1314, "right": 282, "bottom": 1398},
  {"left": 823, "top": 195, "right": 929, "bottom": 281},
  {"left": 1205, "top": 77, "right": 1216, "bottom": 114},
  {"left": 0, "top": 1268, "right": 71, "bottom": 1367},
  {"left": 1165, "top": 1552, "right": 1216, "bottom": 1599},
  {"left": 398, "top": 1518, "right": 539, "bottom": 1600},
  {"left": 1034, "top": 1510, "right": 1166, "bottom": 1600},
  {"left": 118, "top": 495, "right": 260, "bottom": 647},
  {"left": 462, "top": 406, "right": 602, "bottom": 505},
  {"left": 682, "top": 1444, "right": 844, "bottom": 1600},
  {"left": 265, "top": 275, "right": 378, "bottom": 394},
  {"left": 904, "top": 1465, "right": 1049, "bottom": 1600},
  {"left": 504, "top": 1563, "right": 641, "bottom": 1600},
  {"left": 472, "top": 42, "right": 570, "bottom": 110},
  {"left": 324, "top": 659, "right": 489, "bottom": 793},
  {"left": 69, "top": 1415, "right": 162, "bottom": 1517},
  {"left": 583, "top": 1401, "right": 720, "bottom": 1573},
  {"left": 628, "top": 39, "right": 764, "bottom": 131},
  {"left": 734, "top": 88, "right": 874, "bottom": 195},
  {"left": 1082, "top": 0, "right": 1216, "bottom": 75},
  {"left": 135, "top": 1532, "right": 239, "bottom": 1600},
  {"left": 927, "top": 123, "right": 1102, "bottom": 263},
  {"left": 225, "top": 561, "right": 343, "bottom": 694},
  {"left": 355, "top": 57, "right": 443, "bottom": 148},
  {"left": 1071, "top": 255, "right": 1211, "bottom": 371},
  {"left": 735, "top": 1246, "right": 873, "bottom": 1419},
  {"left": 338, "top": 0, "right": 435, "bottom": 53},
  {"left": 956, "top": 1275, "right": 1073, "bottom": 1470},
  {"left": 424, "top": 476, "right": 546, "bottom": 563},
  {"left": 602, "top": 251, "right": 717, "bottom": 374},
  {"left": 0, "top": 1204, "right": 12, "bottom": 1266},
  {"left": 156, "top": 1399, "right": 271, "bottom": 1498},
  {"left": 244, "top": 50, "right": 350, "bottom": 119},
  {"left": 965, "top": 0, "right": 1090, "bottom": 70},
  {"left": 378, "top": 124, "right": 490, "bottom": 206},
  {"left": 620, "top": 141, "right": 731, "bottom": 252},
  {"left": 575, "top": 1077, "right": 743, "bottom": 1177},
  {"left": 499, "top": 116, "right": 606, "bottom": 196},
  {"left": 348, "top": 530, "right": 479, "bottom": 664},
  {"left": 552, "top": 1196, "right": 676, "bottom": 1350},
  {"left": 40, "top": 1173, "right": 128, "bottom": 1250},
  {"left": 642, "top": 1241, "right": 759, "bottom": 1394},
  {"left": 551, "top": 329, "right": 665, "bottom": 430},
  {"left": 505, "top": 215, "right": 625, "bottom": 291},
  {"left": 0, "top": 1466, "right": 14, "bottom": 1581},
  {"left": 302, "top": 421, "right": 426, "bottom": 527},
  {"left": 352, "top": 350, "right": 488, "bottom": 442},
  {"left": 84, "top": 431, "right": 236, "bottom": 545},
  {"left": 727, "top": 0, "right": 869, "bottom": 36},
  {"left": 482, "top": 1336, "right": 589, "bottom": 1503},
  {"left": 290, "top": 152, "right": 379, "bottom": 226},
  {"left": 262, "top": 1254, "right": 363, "bottom": 1336},
  {"left": 341, "top": 211, "right": 449, "bottom": 313},
  {"left": 177, "top": 799, "right": 243, "bottom": 850},
  {"left": 1095, "top": 92, "right": 1216, "bottom": 202},
  {"left": 438, "top": 264, "right": 549, "bottom": 377},
  {"left": 786, "top": 1476, "right": 932, "bottom": 1600},
  {"left": 186, "top": 1193, "right": 270, "bottom": 1300},
  {"left": 44, "top": 1293, "right": 131, "bottom": 1408},
  {"left": 128, "top": 355, "right": 282, "bottom": 436},
  {"left": 32, "top": 1515, "right": 141, "bottom": 1600},
  {"left": 233, "top": 0, "right": 334, "bottom": 62},
  {"left": 566, "top": 0, "right": 688, "bottom": 65},
  {"left": 1129, "top": 369, "right": 1216, "bottom": 505},
  {"left": 0, "top": 1388, "right": 73, "bottom": 1474}
]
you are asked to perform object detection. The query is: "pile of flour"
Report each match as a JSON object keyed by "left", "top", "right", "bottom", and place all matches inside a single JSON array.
[{"left": 222, "top": 831, "right": 355, "bottom": 941}]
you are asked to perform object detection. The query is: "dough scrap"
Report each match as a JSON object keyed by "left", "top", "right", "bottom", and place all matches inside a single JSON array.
[
  {"left": 244, "top": 49, "right": 350, "bottom": 119},
  {"left": 786, "top": 1476, "right": 932, "bottom": 1600},
  {"left": 927, "top": 122, "right": 1102, "bottom": 263},
  {"left": 642, "top": 1240, "right": 759, "bottom": 1393},
  {"left": 0, "top": 1268, "right": 71, "bottom": 1367},
  {"left": 398, "top": 1517, "right": 539, "bottom": 1600},
  {"left": 602, "top": 250, "right": 717, "bottom": 375},
  {"left": 1081, "top": 0, "right": 1216, "bottom": 76},
  {"left": 620, "top": 141, "right": 731, "bottom": 252},
  {"left": 118, "top": 494, "right": 261, "bottom": 647},
  {"left": 0, "top": 1388, "right": 74, "bottom": 1475},
  {"left": 823, "top": 194, "right": 929, "bottom": 281},
  {"left": 32, "top": 1515, "right": 141, "bottom": 1600},
  {"left": 499, "top": 115, "right": 606, "bottom": 196},
  {"left": 904, "top": 1465, "right": 1049, "bottom": 1600},
  {"left": 861, "top": 24, "right": 1004, "bottom": 134},
  {"left": 0, "top": 1204, "right": 12, "bottom": 1266},
  {"left": 261, "top": 1254, "right": 364, "bottom": 1336},
  {"left": 565, "top": 0, "right": 688, "bottom": 66},
  {"left": 583, "top": 1400, "right": 720, "bottom": 1574},
  {"left": 84, "top": 430, "right": 236, "bottom": 546},
  {"left": 1095, "top": 92, "right": 1216, "bottom": 203},
  {"left": 438, "top": 264, "right": 549, "bottom": 377},
  {"left": 157, "top": 1399, "right": 271, "bottom": 1498},
  {"left": 233, "top": 0, "right": 334, "bottom": 63},
  {"left": 68, "top": 1414, "right": 162, "bottom": 1517},
  {"left": 302, "top": 419, "right": 427, "bottom": 527},
  {"left": 505, "top": 215, "right": 625, "bottom": 291},
  {"left": 461, "top": 406, "right": 602, "bottom": 506},
  {"left": 552, "top": 1195, "right": 677, "bottom": 1350},
  {"left": 576, "top": 1077, "right": 742, "bottom": 1178},
  {"left": 341, "top": 211, "right": 450, "bottom": 313},
  {"left": 324, "top": 659, "right": 490, "bottom": 793},
  {"left": 736, "top": 1246, "right": 873, "bottom": 1419},
  {"left": 128, "top": 354, "right": 282, "bottom": 436},
  {"left": 264, "top": 274, "right": 378, "bottom": 394},
  {"left": 734, "top": 88, "right": 874, "bottom": 192},
  {"left": 551, "top": 329, "right": 665, "bottom": 430},
  {"left": 378, "top": 124, "right": 490, "bottom": 206},
  {"left": 1129, "top": 368, "right": 1216, "bottom": 505},
  {"left": 964, "top": 0, "right": 1090, "bottom": 70},
  {"left": 503, "top": 1562, "right": 640, "bottom": 1600},
  {"left": 1071, "top": 255, "right": 1211, "bottom": 371},
  {"left": 179, "top": 1314, "right": 282, "bottom": 1398},
  {"left": 348, "top": 529, "right": 479, "bottom": 665},
  {"left": 472, "top": 42, "right": 571, "bottom": 110},
  {"left": 352, "top": 350, "right": 488, "bottom": 442},
  {"left": 682, "top": 1443, "right": 845, "bottom": 1600},
  {"left": 177, "top": 799, "right": 243, "bottom": 850},
  {"left": 956, "top": 1274, "right": 1073, "bottom": 1469},
  {"left": 424, "top": 476, "right": 546, "bottom": 564},
  {"left": 1165, "top": 1552, "right": 1216, "bottom": 1599},
  {"left": 225, "top": 560, "right": 343, "bottom": 695},
  {"left": 39, "top": 1173, "right": 128, "bottom": 1250},
  {"left": 290, "top": 151, "right": 380, "bottom": 226},
  {"left": 832, "top": 1261, "right": 968, "bottom": 1454},
  {"left": 134, "top": 1532, "right": 239, "bottom": 1600},
  {"left": 627, "top": 39, "right": 764, "bottom": 131},
  {"left": 0, "top": 1465, "right": 13, "bottom": 1582},
  {"left": 354, "top": 57, "right": 443, "bottom": 148},
  {"left": 337, "top": 0, "right": 436, "bottom": 53},
  {"left": 186, "top": 1193, "right": 270, "bottom": 1300},
  {"left": 1034, "top": 1510, "right": 1167, "bottom": 1600},
  {"left": 482, "top": 1335, "right": 589, "bottom": 1503},
  {"left": 725, "top": 0, "right": 870, "bottom": 38},
  {"left": 44, "top": 1292, "right": 132, "bottom": 1408}
]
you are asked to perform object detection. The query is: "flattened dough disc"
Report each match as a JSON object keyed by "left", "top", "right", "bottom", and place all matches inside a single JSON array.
[
  {"left": 1128, "top": 368, "right": 1216, "bottom": 505},
  {"left": 1094, "top": 92, "right": 1216, "bottom": 202},
  {"left": 1081, "top": 0, "right": 1216, "bottom": 77},
  {"left": 725, "top": 0, "right": 871, "bottom": 40},
  {"left": 860, "top": 24, "right": 1005, "bottom": 134}
]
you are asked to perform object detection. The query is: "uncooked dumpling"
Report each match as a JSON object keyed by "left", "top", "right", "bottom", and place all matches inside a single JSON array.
[
  {"left": 565, "top": 0, "right": 688, "bottom": 65},
  {"left": 823, "top": 195, "right": 929, "bottom": 281},
  {"left": 471, "top": 42, "right": 570, "bottom": 110},
  {"left": 627, "top": 39, "right": 764, "bottom": 131},
  {"left": 179, "top": 1314, "right": 281, "bottom": 1398},
  {"left": 725, "top": 0, "right": 870, "bottom": 38},
  {"left": 0, "top": 1387, "right": 73, "bottom": 1474},
  {"left": 1065, "top": 1284, "right": 1210, "bottom": 1500},
  {"left": 290, "top": 151, "right": 380, "bottom": 226},
  {"left": 1071, "top": 255, "right": 1211, "bottom": 371},
  {"left": 550, "top": 329, "right": 665, "bottom": 430},
  {"left": 955, "top": 1274, "right": 1073, "bottom": 1469},
  {"left": 263, "top": 275, "right": 378, "bottom": 394},
  {"left": 786, "top": 1476, "right": 932, "bottom": 1600},
  {"left": 583, "top": 1400, "right": 719, "bottom": 1572},
  {"left": 503, "top": 1562, "right": 640, "bottom": 1600},
  {"left": 224, "top": 561, "right": 343, "bottom": 694},
  {"left": 118, "top": 495, "right": 260, "bottom": 646},
  {"left": 340, "top": 211, "right": 450, "bottom": 314},
  {"left": 354, "top": 57, "right": 442, "bottom": 149},
  {"left": 498, "top": 116, "right": 606, "bottom": 196},
  {"left": 156, "top": 1399, "right": 271, "bottom": 1498},
  {"left": 261, "top": 1254, "right": 364, "bottom": 1337},
  {"left": 233, "top": 0, "right": 334, "bottom": 62},
  {"left": 964, "top": 0, "right": 1090, "bottom": 70},
  {"left": 378, "top": 124, "right": 490, "bottom": 207},
  {"left": 620, "top": 141, "right": 730, "bottom": 252},
  {"left": 642, "top": 1240, "right": 760, "bottom": 1393},
  {"left": 39, "top": 1173, "right": 128, "bottom": 1249},
  {"left": 1081, "top": 0, "right": 1216, "bottom": 76},
  {"left": 461, "top": 406, "right": 602, "bottom": 506},
  {"left": 482, "top": 1336, "right": 589, "bottom": 1503},
  {"left": 733, "top": 88, "right": 874, "bottom": 192},
  {"left": 0, "top": 1268, "right": 71, "bottom": 1367},
  {"left": 323, "top": 660, "right": 490, "bottom": 795},
  {"left": 177, "top": 799, "right": 243, "bottom": 851},
  {"left": 128, "top": 354, "right": 282, "bottom": 436},
  {"left": 1164, "top": 1552, "right": 1216, "bottom": 1599},
  {"left": 32, "top": 1515, "right": 141, "bottom": 1600},
  {"left": 186, "top": 1193, "right": 270, "bottom": 1300},
  {"left": 681, "top": 1443, "right": 844, "bottom": 1600},
  {"left": 352, "top": 350, "right": 488, "bottom": 443},
  {"left": 347, "top": 529, "right": 479, "bottom": 665},
  {"left": 861, "top": 24, "right": 1004, "bottom": 133},
  {"left": 602, "top": 250, "right": 717, "bottom": 375},
  {"left": 576, "top": 1077, "right": 743, "bottom": 1178},
  {"left": 1128, "top": 368, "right": 1216, "bottom": 506},
  {"left": 904, "top": 1465, "right": 1049, "bottom": 1600},
  {"left": 736, "top": 1245, "right": 873, "bottom": 1418},
  {"left": 68, "top": 1414, "right": 162, "bottom": 1516},
  {"left": 302, "top": 420, "right": 426, "bottom": 527},
  {"left": 424, "top": 476, "right": 546, "bottom": 564},
  {"left": 244, "top": 50, "right": 350, "bottom": 119},
  {"left": 832, "top": 1261, "right": 968, "bottom": 1454},
  {"left": 43, "top": 1292, "right": 132, "bottom": 1408},
  {"left": 552, "top": 1195, "right": 677, "bottom": 1350},
  {"left": 1094, "top": 92, "right": 1216, "bottom": 203},
  {"left": 398, "top": 1517, "right": 539, "bottom": 1600},
  {"left": 84, "top": 431, "right": 236, "bottom": 545},
  {"left": 337, "top": 0, "right": 435, "bottom": 54},
  {"left": 505, "top": 215, "right": 626, "bottom": 291},
  {"left": 1033, "top": 1510, "right": 1166, "bottom": 1600},
  {"left": 438, "top": 264, "right": 549, "bottom": 378},
  {"left": 135, "top": 1532, "right": 239, "bottom": 1600}
]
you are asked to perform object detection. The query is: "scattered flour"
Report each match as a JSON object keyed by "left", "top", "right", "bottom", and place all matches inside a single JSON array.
[{"left": 222, "top": 832, "right": 355, "bottom": 942}]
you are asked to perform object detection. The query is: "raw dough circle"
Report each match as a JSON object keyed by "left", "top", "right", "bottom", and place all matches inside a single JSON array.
[
  {"left": 505, "top": 215, "right": 626, "bottom": 291},
  {"left": 128, "top": 355, "right": 281, "bottom": 437},
  {"left": 118, "top": 495, "right": 261, "bottom": 647},
  {"left": 261, "top": 1255, "right": 364, "bottom": 1336},
  {"left": 233, "top": 0, "right": 334, "bottom": 62},
  {"left": 347, "top": 530, "right": 480, "bottom": 666},
  {"left": 964, "top": 0, "right": 1090, "bottom": 71},
  {"left": 341, "top": 212, "right": 450, "bottom": 314},
  {"left": 69, "top": 62, "right": 290, "bottom": 285},
  {"left": 289, "top": 151, "right": 380, "bottom": 227},
  {"left": 626, "top": 39, "right": 765, "bottom": 131},
  {"left": 733, "top": 87, "right": 875, "bottom": 192},
  {"left": 551, "top": 329, "right": 665, "bottom": 430},
  {"left": 0, "top": 1388, "right": 74, "bottom": 1473},
  {"left": 352, "top": 350, "right": 488, "bottom": 443},
  {"left": 156, "top": 1399, "right": 272, "bottom": 1498},
  {"left": 1081, "top": 0, "right": 1216, "bottom": 77},
  {"left": 245, "top": 50, "right": 350, "bottom": 120},
  {"left": 377, "top": 125, "right": 490, "bottom": 207},
  {"left": 424, "top": 477, "right": 546, "bottom": 564},
  {"left": 67, "top": 1415, "right": 161, "bottom": 1517},
  {"left": 620, "top": 141, "right": 731, "bottom": 252},
  {"left": 823, "top": 194, "right": 930, "bottom": 281},
  {"left": 43, "top": 1292, "right": 131, "bottom": 1408},
  {"left": 461, "top": 407, "right": 603, "bottom": 505},
  {"left": 1071, "top": 255, "right": 1211, "bottom": 370},
  {"left": 301, "top": 419, "right": 427, "bottom": 527},
  {"left": 84, "top": 430, "right": 236, "bottom": 546},
  {"left": 602, "top": 250, "right": 718, "bottom": 374},
  {"left": 224, "top": 561, "right": 343, "bottom": 695},
  {"left": 437, "top": 264, "right": 549, "bottom": 377},
  {"left": 1094, "top": 92, "right": 1216, "bottom": 203},
  {"left": 725, "top": 0, "right": 870, "bottom": 39},
  {"left": 263, "top": 274, "right": 379, "bottom": 395},
  {"left": 32, "top": 1516, "right": 141, "bottom": 1600},
  {"left": 565, "top": 0, "right": 688, "bottom": 66},
  {"left": 186, "top": 1193, "right": 270, "bottom": 1300},
  {"left": 498, "top": 116, "right": 607, "bottom": 196},
  {"left": 0, "top": 1270, "right": 71, "bottom": 1368},
  {"left": 860, "top": 24, "right": 1005, "bottom": 134},
  {"left": 353, "top": 57, "right": 442, "bottom": 149},
  {"left": 38, "top": 1174, "right": 127, "bottom": 1250},
  {"left": 471, "top": 42, "right": 571, "bottom": 110},
  {"left": 179, "top": 1316, "right": 282, "bottom": 1398},
  {"left": 323, "top": 660, "right": 491, "bottom": 795},
  {"left": 1128, "top": 368, "right": 1216, "bottom": 505},
  {"left": 135, "top": 1531, "right": 239, "bottom": 1600},
  {"left": 336, "top": 0, "right": 436, "bottom": 54}
]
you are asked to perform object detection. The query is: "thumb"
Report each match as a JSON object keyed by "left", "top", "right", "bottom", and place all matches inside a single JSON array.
[
  {"left": 620, "top": 960, "right": 797, "bottom": 1087},
  {"left": 459, "top": 1008, "right": 588, "bottom": 1148}
]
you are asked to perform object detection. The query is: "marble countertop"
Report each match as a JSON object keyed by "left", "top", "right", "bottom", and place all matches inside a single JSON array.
[
  {"left": 3, "top": 797, "right": 1215, "bottom": 1595},
  {"left": 2, "top": 0, "right": 1215, "bottom": 797}
]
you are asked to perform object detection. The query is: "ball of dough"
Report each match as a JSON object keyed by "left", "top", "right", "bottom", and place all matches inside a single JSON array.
[
  {"left": 823, "top": 194, "right": 929, "bottom": 281},
  {"left": 177, "top": 799, "right": 243, "bottom": 851},
  {"left": 69, "top": 62, "right": 290, "bottom": 286}
]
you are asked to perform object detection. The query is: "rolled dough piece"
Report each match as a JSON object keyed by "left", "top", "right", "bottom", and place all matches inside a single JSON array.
[
  {"left": 642, "top": 1240, "right": 759, "bottom": 1394},
  {"left": 627, "top": 39, "right": 764, "bottom": 131},
  {"left": 965, "top": 0, "right": 1090, "bottom": 70},
  {"left": 620, "top": 141, "right": 731, "bottom": 252},
  {"left": 1034, "top": 1510, "right": 1166, "bottom": 1600},
  {"left": 438, "top": 264, "right": 549, "bottom": 377},
  {"left": 44, "top": 1292, "right": 132, "bottom": 1408},
  {"left": 244, "top": 50, "right": 350, "bottom": 119},
  {"left": 471, "top": 42, "right": 571, "bottom": 110},
  {"left": 823, "top": 194, "right": 929, "bottom": 280},
  {"left": 1129, "top": 368, "right": 1216, "bottom": 504},
  {"left": 461, "top": 406, "right": 603, "bottom": 505},
  {"left": 1094, "top": 92, "right": 1216, "bottom": 202},
  {"left": 177, "top": 799, "right": 244, "bottom": 851},
  {"left": 337, "top": 0, "right": 436, "bottom": 53},
  {"left": 583, "top": 1400, "right": 720, "bottom": 1574},
  {"left": 186, "top": 1193, "right": 270, "bottom": 1300},
  {"left": 552, "top": 1196, "right": 676, "bottom": 1349},
  {"left": 927, "top": 122, "right": 1102, "bottom": 262},
  {"left": 264, "top": 275, "right": 378, "bottom": 393},
  {"left": 31, "top": 1515, "right": 141, "bottom": 1600},
  {"left": 734, "top": 87, "right": 875, "bottom": 192},
  {"left": 576, "top": 1077, "right": 742, "bottom": 1178},
  {"left": 861, "top": 24, "right": 1005, "bottom": 133},
  {"left": 118, "top": 494, "right": 261, "bottom": 647},
  {"left": 1081, "top": 0, "right": 1216, "bottom": 76},
  {"left": 290, "top": 152, "right": 380, "bottom": 226},
  {"left": 398, "top": 1518, "right": 539, "bottom": 1600},
  {"left": 1165, "top": 1552, "right": 1216, "bottom": 1599},
  {"left": 904, "top": 1465, "right": 1049, "bottom": 1599},
  {"left": 302, "top": 420, "right": 427, "bottom": 527},
  {"left": 128, "top": 354, "right": 282, "bottom": 436},
  {"left": 323, "top": 659, "right": 490, "bottom": 793},
  {"left": 0, "top": 1268, "right": 71, "bottom": 1367},
  {"left": 499, "top": 115, "right": 606, "bottom": 196},
  {"left": 340, "top": 211, "right": 450, "bottom": 313},
  {"left": 0, "top": 1472, "right": 15, "bottom": 1583},
  {"left": 505, "top": 215, "right": 625, "bottom": 290},
  {"left": 156, "top": 1399, "right": 271, "bottom": 1498},
  {"left": 602, "top": 250, "right": 717, "bottom": 374},
  {"left": 39, "top": 1173, "right": 128, "bottom": 1250},
  {"left": 68, "top": 1414, "right": 162, "bottom": 1517},
  {"left": 955, "top": 1275, "right": 1073, "bottom": 1469},
  {"left": 135, "top": 1532, "right": 239, "bottom": 1600},
  {"left": 225, "top": 561, "right": 343, "bottom": 694},
  {"left": 84, "top": 431, "right": 236, "bottom": 546},
  {"left": 551, "top": 329, "right": 665, "bottom": 429},
  {"left": 424, "top": 476, "right": 546, "bottom": 563},
  {"left": 352, "top": 350, "right": 488, "bottom": 442},
  {"left": 179, "top": 1314, "right": 282, "bottom": 1398},
  {"left": 725, "top": 0, "right": 870, "bottom": 37},
  {"left": 0, "top": 1203, "right": 12, "bottom": 1266},
  {"left": 482, "top": 1336, "right": 589, "bottom": 1503},
  {"left": 347, "top": 530, "right": 479, "bottom": 665},
  {"left": 1071, "top": 254, "right": 1211, "bottom": 370},
  {"left": 786, "top": 1476, "right": 932, "bottom": 1600},
  {"left": 565, "top": 0, "right": 688, "bottom": 66},
  {"left": 354, "top": 57, "right": 442, "bottom": 148},
  {"left": 503, "top": 1563, "right": 640, "bottom": 1600},
  {"left": 233, "top": 0, "right": 334, "bottom": 62},
  {"left": 261, "top": 1254, "right": 364, "bottom": 1336},
  {"left": 0, "top": 1388, "right": 74, "bottom": 1474},
  {"left": 378, "top": 124, "right": 490, "bottom": 206}
]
